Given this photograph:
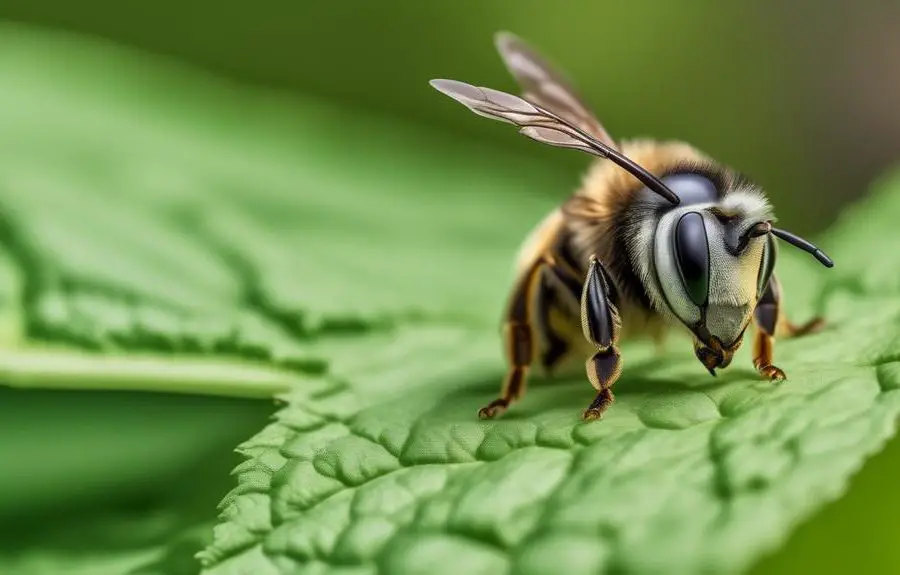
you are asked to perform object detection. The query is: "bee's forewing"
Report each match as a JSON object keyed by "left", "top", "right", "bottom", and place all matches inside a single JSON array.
[{"left": 429, "top": 79, "right": 600, "bottom": 155}]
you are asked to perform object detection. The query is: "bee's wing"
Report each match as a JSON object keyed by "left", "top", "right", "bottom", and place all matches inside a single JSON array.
[
  {"left": 494, "top": 31, "right": 617, "bottom": 149},
  {"left": 430, "top": 79, "right": 681, "bottom": 205},
  {"left": 429, "top": 79, "right": 613, "bottom": 157}
]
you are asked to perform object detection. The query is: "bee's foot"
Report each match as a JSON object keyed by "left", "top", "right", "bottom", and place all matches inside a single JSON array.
[
  {"left": 582, "top": 388, "right": 614, "bottom": 421},
  {"left": 478, "top": 399, "right": 509, "bottom": 419},
  {"left": 758, "top": 364, "right": 786, "bottom": 381}
]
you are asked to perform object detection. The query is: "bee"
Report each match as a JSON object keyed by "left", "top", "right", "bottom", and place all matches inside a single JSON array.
[{"left": 430, "top": 32, "right": 834, "bottom": 421}]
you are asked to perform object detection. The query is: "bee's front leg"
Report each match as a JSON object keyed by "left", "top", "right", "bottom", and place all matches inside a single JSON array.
[
  {"left": 752, "top": 273, "right": 825, "bottom": 381},
  {"left": 580, "top": 256, "right": 622, "bottom": 421}
]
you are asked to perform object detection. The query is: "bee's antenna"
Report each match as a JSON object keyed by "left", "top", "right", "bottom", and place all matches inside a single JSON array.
[
  {"left": 599, "top": 146, "right": 681, "bottom": 205},
  {"left": 770, "top": 227, "right": 834, "bottom": 268}
]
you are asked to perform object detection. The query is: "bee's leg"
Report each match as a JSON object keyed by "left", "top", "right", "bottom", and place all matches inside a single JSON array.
[
  {"left": 534, "top": 275, "right": 570, "bottom": 372},
  {"left": 478, "top": 258, "right": 546, "bottom": 419},
  {"left": 580, "top": 256, "right": 622, "bottom": 421},
  {"left": 784, "top": 316, "right": 825, "bottom": 338},
  {"left": 536, "top": 257, "right": 584, "bottom": 372},
  {"left": 752, "top": 275, "right": 788, "bottom": 380}
]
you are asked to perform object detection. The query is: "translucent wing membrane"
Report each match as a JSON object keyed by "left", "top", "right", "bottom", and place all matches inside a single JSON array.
[
  {"left": 494, "top": 31, "right": 617, "bottom": 148},
  {"left": 429, "top": 79, "right": 603, "bottom": 155},
  {"left": 519, "top": 125, "right": 596, "bottom": 154},
  {"left": 429, "top": 79, "right": 680, "bottom": 204}
]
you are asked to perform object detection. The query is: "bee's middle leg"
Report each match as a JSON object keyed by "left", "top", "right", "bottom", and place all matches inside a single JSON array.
[
  {"left": 535, "top": 257, "right": 585, "bottom": 373},
  {"left": 533, "top": 287, "right": 570, "bottom": 373}
]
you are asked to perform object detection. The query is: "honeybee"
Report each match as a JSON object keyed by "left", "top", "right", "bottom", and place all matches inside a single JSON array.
[{"left": 430, "top": 32, "right": 834, "bottom": 421}]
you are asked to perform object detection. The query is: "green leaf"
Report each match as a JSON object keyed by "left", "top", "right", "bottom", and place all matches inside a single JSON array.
[
  {"left": 199, "top": 295, "right": 900, "bottom": 575},
  {"left": 1, "top": 22, "right": 900, "bottom": 575}
]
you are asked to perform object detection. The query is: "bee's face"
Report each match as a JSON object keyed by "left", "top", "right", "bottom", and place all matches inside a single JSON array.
[{"left": 641, "top": 174, "right": 776, "bottom": 360}]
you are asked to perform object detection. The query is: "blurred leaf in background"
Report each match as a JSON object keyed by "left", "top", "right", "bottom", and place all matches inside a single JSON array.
[{"left": 3, "top": 0, "right": 899, "bottom": 235}]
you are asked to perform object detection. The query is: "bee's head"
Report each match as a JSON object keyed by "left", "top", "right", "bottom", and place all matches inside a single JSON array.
[
  {"left": 654, "top": 178, "right": 775, "bottom": 352},
  {"left": 625, "top": 167, "right": 832, "bottom": 373},
  {"left": 625, "top": 173, "right": 780, "bottom": 370}
]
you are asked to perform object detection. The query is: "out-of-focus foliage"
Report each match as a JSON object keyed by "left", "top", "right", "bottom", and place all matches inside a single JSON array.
[
  {"left": 0, "top": 22, "right": 899, "bottom": 575},
  {"left": 5, "top": 1, "right": 900, "bottom": 236}
]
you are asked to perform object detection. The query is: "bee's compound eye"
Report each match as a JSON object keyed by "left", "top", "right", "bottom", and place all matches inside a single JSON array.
[{"left": 673, "top": 211, "right": 710, "bottom": 307}]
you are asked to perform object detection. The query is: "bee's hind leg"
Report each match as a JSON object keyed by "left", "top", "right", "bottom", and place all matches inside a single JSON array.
[
  {"left": 579, "top": 256, "right": 623, "bottom": 421},
  {"left": 784, "top": 316, "right": 825, "bottom": 338},
  {"left": 752, "top": 273, "right": 824, "bottom": 381},
  {"left": 478, "top": 258, "right": 546, "bottom": 420}
]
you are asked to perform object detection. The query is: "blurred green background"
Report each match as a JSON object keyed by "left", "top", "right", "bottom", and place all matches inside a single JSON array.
[{"left": 4, "top": 0, "right": 899, "bottom": 234}]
